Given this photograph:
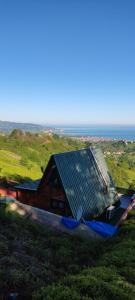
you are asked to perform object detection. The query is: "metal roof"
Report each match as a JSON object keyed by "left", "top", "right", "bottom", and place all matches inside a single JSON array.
[
  {"left": 53, "top": 148, "right": 117, "bottom": 219},
  {"left": 15, "top": 179, "right": 41, "bottom": 191}
]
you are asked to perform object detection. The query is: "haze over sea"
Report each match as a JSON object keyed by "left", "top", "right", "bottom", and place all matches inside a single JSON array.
[{"left": 55, "top": 125, "right": 135, "bottom": 141}]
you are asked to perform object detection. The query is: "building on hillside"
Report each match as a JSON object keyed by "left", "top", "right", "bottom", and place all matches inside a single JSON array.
[{"left": 15, "top": 148, "right": 118, "bottom": 219}]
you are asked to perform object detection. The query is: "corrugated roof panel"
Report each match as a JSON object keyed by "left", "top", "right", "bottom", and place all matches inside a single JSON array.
[
  {"left": 54, "top": 148, "right": 116, "bottom": 219},
  {"left": 91, "top": 147, "right": 117, "bottom": 206},
  {"left": 91, "top": 147, "right": 113, "bottom": 186}
]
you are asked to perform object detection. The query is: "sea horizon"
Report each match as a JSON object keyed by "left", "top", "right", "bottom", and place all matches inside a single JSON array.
[{"left": 53, "top": 125, "right": 135, "bottom": 141}]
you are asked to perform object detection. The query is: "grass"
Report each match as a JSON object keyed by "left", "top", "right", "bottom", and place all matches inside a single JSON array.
[
  {"left": 0, "top": 131, "right": 135, "bottom": 189},
  {"left": 0, "top": 131, "right": 135, "bottom": 298},
  {"left": 0, "top": 204, "right": 135, "bottom": 299},
  {"left": 0, "top": 133, "right": 85, "bottom": 181},
  {"left": 0, "top": 149, "right": 41, "bottom": 180},
  {"left": 1, "top": 131, "right": 135, "bottom": 189},
  {"left": 124, "top": 169, "right": 135, "bottom": 183}
]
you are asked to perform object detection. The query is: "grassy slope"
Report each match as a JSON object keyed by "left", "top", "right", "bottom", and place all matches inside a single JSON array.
[
  {"left": 0, "top": 132, "right": 85, "bottom": 181},
  {"left": 96, "top": 141, "right": 135, "bottom": 189},
  {"left": 0, "top": 149, "right": 41, "bottom": 179},
  {"left": 0, "top": 133, "right": 135, "bottom": 298},
  {"left": 0, "top": 205, "right": 135, "bottom": 299}
]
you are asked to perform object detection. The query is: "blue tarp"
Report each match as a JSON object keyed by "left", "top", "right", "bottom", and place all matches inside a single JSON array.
[
  {"left": 61, "top": 217, "right": 80, "bottom": 229},
  {"left": 85, "top": 220, "right": 118, "bottom": 238}
]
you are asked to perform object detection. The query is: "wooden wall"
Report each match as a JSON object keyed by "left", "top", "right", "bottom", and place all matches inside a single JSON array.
[
  {"left": 16, "top": 157, "right": 73, "bottom": 217},
  {"left": 17, "top": 187, "right": 72, "bottom": 217},
  {"left": 16, "top": 190, "right": 38, "bottom": 207}
]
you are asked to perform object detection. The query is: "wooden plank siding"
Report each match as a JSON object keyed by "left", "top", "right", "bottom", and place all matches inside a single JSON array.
[
  {"left": 16, "top": 186, "right": 72, "bottom": 217},
  {"left": 16, "top": 156, "right": 73, "bottom": 217}
]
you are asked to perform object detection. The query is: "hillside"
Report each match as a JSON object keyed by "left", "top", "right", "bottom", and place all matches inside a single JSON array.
[
  {"left": 0, "top": 120, "right": 52, "bottom": 133},
  {"left": 85, "top": 140, "right": 135, "bottom": 190},
  {"left": 0, "top": 130, "right": 85, "bottom": 181},
  {"left": 0, "top": 203, "right": 135, "bottom": 299},
  {"left": 0, "top": 131, "right": 135, "bottom": 190},
  {"left": 0, "top": 131, "right": 135, "bottom": 299}
]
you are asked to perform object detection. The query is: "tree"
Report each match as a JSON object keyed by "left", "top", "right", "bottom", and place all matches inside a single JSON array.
[{"left": 10, "top": 129, "right": 24, "bottom": 139}]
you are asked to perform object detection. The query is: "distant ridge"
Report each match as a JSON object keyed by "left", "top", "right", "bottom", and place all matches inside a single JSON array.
[{"left": 0, "top": 120, "right": 52, "bottom": 133}]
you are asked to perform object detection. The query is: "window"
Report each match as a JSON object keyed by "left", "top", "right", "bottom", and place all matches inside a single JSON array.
[
  {"left": 59, "top": 201, "right": 65, "bottom": 209},
  {"left": 51, "top": 199, "right": 65, "bottom": 210},
  {"left": 51, "top": 199, "right": 58, "bottom": 208},
  {"left": 50, "top": 173, "right": 60, "bottom": 189}
]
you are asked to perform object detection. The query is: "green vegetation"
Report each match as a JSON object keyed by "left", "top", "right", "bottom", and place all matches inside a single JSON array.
[
  {"left": 0, "top": 130, "right": 85, "bottom": 181},
  {"left": 0, "top": 131, "right": 135, "bottom": 298},
  {"left": 88, "top": 140, "right": 135, "bottom": 190},
  {"left": 0, "top": 204, "right": 135, "bottom": 299},
  {"left": 0, "top": 130, "right": 135, "bottom": 189}
]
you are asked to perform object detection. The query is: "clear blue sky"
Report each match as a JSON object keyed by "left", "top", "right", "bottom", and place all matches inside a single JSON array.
[{"left": 0, "top": 0, "right": 135, "bottom": 125}]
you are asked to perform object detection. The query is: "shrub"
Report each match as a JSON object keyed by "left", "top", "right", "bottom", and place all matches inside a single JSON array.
[{"left": 33, "top": 285, "right": 90, "bottom": 300}]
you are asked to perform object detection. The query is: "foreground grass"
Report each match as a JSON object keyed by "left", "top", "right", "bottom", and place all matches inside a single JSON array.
[{"left": 0, "top": 205, "right": 135, "bottom": 299}]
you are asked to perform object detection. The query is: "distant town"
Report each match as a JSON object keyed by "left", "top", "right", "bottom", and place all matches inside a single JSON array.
[{"left": 0, "top": 120, "right": 135, "bottom": 144}]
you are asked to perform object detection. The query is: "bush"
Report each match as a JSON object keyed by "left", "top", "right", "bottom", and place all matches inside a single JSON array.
[
  {"left": 33, "top": 267, "right": 135, "bottom": 300},
  {"left": 33, "top": 285, "right": 90, "bottom": 300}
]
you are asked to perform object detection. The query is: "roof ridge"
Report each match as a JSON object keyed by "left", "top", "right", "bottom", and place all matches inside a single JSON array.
[{"left": 53, "top": 147, "right": 91, "bottom": 157}]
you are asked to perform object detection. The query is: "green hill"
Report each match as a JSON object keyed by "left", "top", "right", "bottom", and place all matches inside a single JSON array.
[
  {"left": 0, "top": 130, "right": 85, "bottom": 181},
  {"left": 0, "top": 131, "right": 135, "bottom": 190},
  {"left": 0, "top": 131, "right": 135, "bottom": 299},
  {"left": 0, "top": 120, "right": 51, "bottom": 132},
  {"left": 0, "top": 203, "right": 135, "bottom": 299},
  {"left": 87, "top": 140, "right": 135, "bottom": 190}
]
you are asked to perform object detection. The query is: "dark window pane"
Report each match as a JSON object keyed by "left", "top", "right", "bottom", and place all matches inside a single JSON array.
[{"left": 59, "top": 201, "right": 65, "bottom": 209}]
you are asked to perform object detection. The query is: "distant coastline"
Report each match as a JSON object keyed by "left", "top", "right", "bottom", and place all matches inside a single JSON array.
[
  {"left": 1, "top": 121, "right": 135, "bottom": 142},
  {"left": 55, "top": 125, "right": 135, "bottom": 142}
]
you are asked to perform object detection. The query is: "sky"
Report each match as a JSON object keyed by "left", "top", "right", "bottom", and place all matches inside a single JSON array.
[{"left": 0, "top": 0, "right": 135, "bottom": 125}]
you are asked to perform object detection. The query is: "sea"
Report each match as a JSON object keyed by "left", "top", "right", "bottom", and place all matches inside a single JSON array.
[{"left": 55, "top": 125, "right": 135, "bottom": 141}]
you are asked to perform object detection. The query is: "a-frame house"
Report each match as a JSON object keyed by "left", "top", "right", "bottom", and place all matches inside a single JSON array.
[{"left": 16, "top": 148, "right": 117, "bottom": 219}]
